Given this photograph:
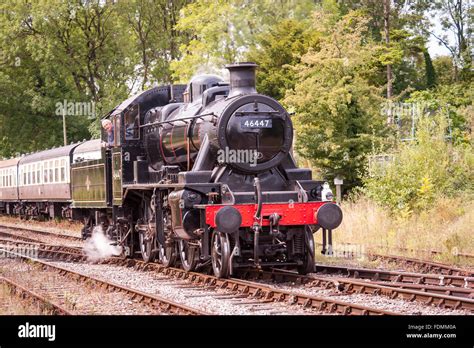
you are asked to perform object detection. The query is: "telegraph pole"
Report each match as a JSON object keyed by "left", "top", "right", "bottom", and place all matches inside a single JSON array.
[
  {"left": 384, "top": 0, "right": 392, "bottom": 100},
  {"left": 62, "top": 108, "right": 67, "bottom": 146}
]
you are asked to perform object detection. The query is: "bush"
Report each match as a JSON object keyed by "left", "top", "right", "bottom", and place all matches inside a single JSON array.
[
  {"left": 363, "top": 114, "right": 474, "bottom": 214},
  {"left": 335, "top": 196, "right": 474, "bottom": 265}
]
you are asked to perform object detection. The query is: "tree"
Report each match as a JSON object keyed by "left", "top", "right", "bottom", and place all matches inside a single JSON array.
[
  {"left": 384, "top": 0, "right": 393, "bottom": 100},
  {"left": 117, "top": 0, "right": 190, "bottom": 88},
  {"left": 423, "top": 50, "right": 437, "bottom": 88},
  {"left": 420, "top": 0, "right": 473, "bottom": 81},
  {"left": 284, "top": 12, "right": 388, "bottom": 190},
  {"left": 170, "top": 0, "right": 320, "bottom": 82},
  {"left": 0, "top": 0, "right": 190, "bottom": 155},
  {"left": 245, "top": 0, "right": 343, "bottom": 100},
  {"left": 246, "top": 19, "right": 320, "bottom": 100}
]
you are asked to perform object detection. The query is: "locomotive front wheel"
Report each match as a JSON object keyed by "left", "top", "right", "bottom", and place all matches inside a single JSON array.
[
  {"left": 297, "top": 227, "right": 315, "bottom": 275},
  {"left": 158, "top": 241, "right": 177, "bottom": 267},
  {"left": 211, "top": 231, "right": 230, "bottom": 278},
  {"left": 178, "top": 240, "right": 199, "bottom": 272},
  {"left": 139, "top": 232, "right": 156, "bottom": 263}
]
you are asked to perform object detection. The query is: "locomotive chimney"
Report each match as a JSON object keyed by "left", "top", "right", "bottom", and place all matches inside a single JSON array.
[{"left": 226, "top": 62, "right": 258, "bottom": 97}]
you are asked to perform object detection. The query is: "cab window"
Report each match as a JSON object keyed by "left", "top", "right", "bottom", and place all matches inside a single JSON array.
[
  {"left": 124, "top": 104, "right": 139, "bottom": 140},
  {"left": 114, "top": 116, "right": 121, "bottom": 146}
]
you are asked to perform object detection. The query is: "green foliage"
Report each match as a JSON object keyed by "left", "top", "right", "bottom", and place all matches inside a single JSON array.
[
  {"left": 0, "top": 0, "right": 470, "bottom": 212},
  {"left": 406, "top": 83, "right": 473, "bottom": 145},
  {"left": 246, "top": 19, "right": 319, "bottom": 100},
  {"left": 170, "top": 0, "right": 319, "bottom": 82},
  {"left": 432, "top": 56, "right": 456, "bottom": 85},
  {"left": 0, "top": 0, "right": 189, "bottom": 158},
  {"left": 284, "top": 12, "right": 388, "bottom": 190},
  {"left": 364, "top": 115, "right": 474, "bottom": 214},
  {"left": 423, "top": 51, "right": 437, "bottom": 88}
]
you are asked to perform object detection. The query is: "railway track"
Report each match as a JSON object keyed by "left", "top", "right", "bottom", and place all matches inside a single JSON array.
[
  {"left": 0, "top": 225, "right": 83, "bottom": 252},
  {"left": 0, "top": 275, "right": 73, "bottom": 315},
  {"left": 367, "top": 253, "right": 474, "bottom": 277},
  {"left": 375, "top": 244, "right": 474, "bottom": 261},
  {"left": 0, "top": 238, "right": 86, "bottom": 262},
  {"left": 101, "top": 258, "right": 400, "bottom": 315},
  {"left": 0, "top": 241, "right": 400, "bottom": 315},
  {"left": 316, "top": 242, "right": 474, "bottom": 276},
  {"left": 0, "top": 223, "right": 82, "bottom": 242},
  {"left": 313, "top": 263, "right": 474, "bottom": 289},
  {"left": 2, "top": 225, "right": 472, "bottom": 314},
  {"left": 0, "top": 248, "right": 205, "bottom": 315},
  {"left": 242, "top": 269, "right": 474, "bottom": 312}
]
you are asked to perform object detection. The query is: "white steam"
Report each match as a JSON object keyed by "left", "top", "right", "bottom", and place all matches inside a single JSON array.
[{"left": 84, "top": 226, "right": 122, "bottom": 262}]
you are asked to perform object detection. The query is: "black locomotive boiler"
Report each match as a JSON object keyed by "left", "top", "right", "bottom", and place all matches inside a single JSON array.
[{"left": 0, "top": 62, "right": 343, "bottom": 278}]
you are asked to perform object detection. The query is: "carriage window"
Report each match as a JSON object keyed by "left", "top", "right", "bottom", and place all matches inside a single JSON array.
[
  {"left": 37, "top": 164, "right": 41, "bottom": 184},
  {"left": 23, "top": 170, "right": 26, "bottom": 186},
  {"left": 49, "top": 161, "right": 53, "bottom": 183},
  {"left": 60, "top": 159, "right": 66, "bottom": 182},
  {"left": 44, "top": 162, "right": 48, "bottom": 183},
  {"left": 124, "top": 104, "right": 139, "bottom": 140},
  {"left": 54, "top": 160, "right": 59, "bottom": 182},
  {"left": 32, "top": 164, "right": 36, "bottom": 184}
]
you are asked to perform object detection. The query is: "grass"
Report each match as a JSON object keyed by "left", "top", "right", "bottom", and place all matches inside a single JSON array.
[
  {"left": 0, "top": 215, "right": 82, "bottom": 234},
  {"left": 330, "top": 196, "right": 474, "bottom": 267},
  {"left": 0, "top": 283, "right": 45, "bottom": 315}
]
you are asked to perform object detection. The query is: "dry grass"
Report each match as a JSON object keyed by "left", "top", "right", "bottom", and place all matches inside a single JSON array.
[
  {"left": 332, "top": 196, "right": 474, "bottom": 267},
  {"left": 0, "top": 215, "right": 82, "bottom": 233},
  {"left": 0, "top": 283, "right": 45, "bottom": 315}
]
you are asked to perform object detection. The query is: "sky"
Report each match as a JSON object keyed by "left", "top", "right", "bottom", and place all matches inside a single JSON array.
[{"left": 427, "top": 15, "right": 455, "bottom": 58}]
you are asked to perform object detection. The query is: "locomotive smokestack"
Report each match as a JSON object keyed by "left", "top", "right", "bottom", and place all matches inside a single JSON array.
[{"left": 226, "top": 62, "right": 257, "bottom": 97}]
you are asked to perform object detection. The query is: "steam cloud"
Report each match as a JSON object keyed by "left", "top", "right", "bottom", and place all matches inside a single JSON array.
[{"left": 84, "top": 226, "right": 122, "bottom": 262}]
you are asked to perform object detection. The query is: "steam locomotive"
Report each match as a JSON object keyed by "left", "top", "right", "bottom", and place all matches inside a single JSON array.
[{"left": 0, "top": 62, "right": 342, "bottom": 277}]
